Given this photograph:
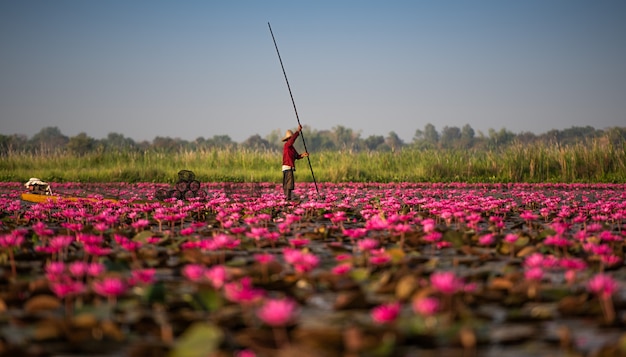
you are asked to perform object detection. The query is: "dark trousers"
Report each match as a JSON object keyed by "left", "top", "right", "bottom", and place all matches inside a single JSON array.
[{"left": 282, "top": 169, "right": 294, "bottom": 199}]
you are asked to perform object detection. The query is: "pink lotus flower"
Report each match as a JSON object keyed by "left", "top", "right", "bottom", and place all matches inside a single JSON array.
[
  {"left": 289, "top": 237, "right": 310, "bottom": 248},
  {"left": 246, "top": 227, "right": 269, "bottom": 241},
  {"left": 205, "top": 265, "right": 228, "bottom": 289},
  {"left": 256, "top": 297, "right": 298, "bottom": 327},
  {"left": 520, "top": 210, "right": 538, "bottom": 222},
  {"left": 423, "top": 231, "right": 443, "bottom": 244},
  {"left": 92, "top": 276, "right": 127, "bottom": 299},
  {"left": 283, "top": 248, "right": 320, "bottom": 273},
  {"left": 77, "top": 233, "right": 102, "bottom": 246},
  {"left": 587, "top": 273, "right": 618, "bottom": 299},
  {"left": 32, "top": 222, "right": 54, "bottom": 236},
  {"left": 412, "top": 297, "right": 439, "bottom": 316},
  {"left": 524, "top": 267, "right": 544, "bottom": 282},
  {"left": 371, "top": 301, "right": 401, "bottom": 324},
  {"left": 503, "top": 233, "right": 518, "bottom": 244},
  {"left": 86, "top": 262, "right": 106, "bottom": 277},
  {"left": 393, "top": 223, "right": 412, "bottom": 234},
  {"left": 335, "top": 253, "right": 352, "bottom": 262},
  {"left": 421, "top": 218, "right": 436, "bottom": 233},
  {"left": 430, "top": 271, "right": 463, "bottom": 295},
  {"left": 68, "top": 261, "right": 89, "bottom": 278},
  {"left": 331, "top": 263, "right": 352, "bottom": 275},
  {"left": 254, "top": 253, "right": 275, "bottom": 265},
  {"left": 224, "top": 277, "right": 264, "bottom": 304},
  {"left": 130, "top": 268, "right": 156, "bottom": 285},
  {"left": 146, "top": 236, "right": 162, "bottom": 244},
  {"left": 213, "top": 233, "right": 240, "bottom": 250},
  {"left": 93, "top": 222, "right": 109, "bottom": 234},
  {"left": 84, "top": 244, "right": 112, "bottom": 257},
  {"left": 544, "top": 235, "right": 572, "bottom": 248},
  {"left": 587, "top": 273, "right": 619, "bottom": 323},
  {"left": 235, "top": 350, "right": 256, "bottom": 357},
  {"left": 46, "top": 261, "right": 66, "bottom": 279},
  {"left": 0, "top": 231, "right": 25, "bottom": 247},
  {"left": 131, "top": 219, "right": 150, "bottom": 231},
  {"left": 178, "top": 227, "right": 194, "bottom": 237},
  {"left": 357, "top": 238, "right": 379, "bottom": 252},
  {"left": 524, "top": 253, "right": 545, "bottom": 268},
  {"left": 182, "top": 264, "right": 206, "bottom": 282},
  {"left": 435, "top": 241, "right": 452, "bottom": 249},
  {"left": 50, "top": 279, "right": 85, "bottom": 299},
  {"left": 369, "top": 249, "right": 391, "bottom": 266},
  {"left": 478, "top": 233, "right": 496, "bottom": 246},
  {"left": 365, "top": 215, "right": 389, "bottom": 231},
  {"left": 343, "top": 228, "right": 368, "bottom": 240},
  {"left": 294, "top": 252, "right": 320, "bottom": 273},
  {"left": 600, "top": 254, "right": 622, "bottom": 268}
]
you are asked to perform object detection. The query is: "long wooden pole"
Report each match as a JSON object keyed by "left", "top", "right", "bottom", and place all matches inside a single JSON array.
[{"left": 268, "top": 22, "right": 320, "bottom": 196}]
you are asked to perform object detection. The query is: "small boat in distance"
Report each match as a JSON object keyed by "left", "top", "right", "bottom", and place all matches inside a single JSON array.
[{"left": 20, "top": 192, "right": 120, "bottom": 204}]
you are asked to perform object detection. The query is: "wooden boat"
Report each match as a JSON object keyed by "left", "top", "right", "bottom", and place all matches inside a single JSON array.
[{"left": 20, "top": 192, "right": 120, "bottom": 204}]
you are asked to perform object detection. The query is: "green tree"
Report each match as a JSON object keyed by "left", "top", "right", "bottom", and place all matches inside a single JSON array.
[
  {"left": 265, "top": 128, "right": 283, "bottom": 150},
  {"left": 440, "top": 126, "right": 461, "bottom": 149},
  {"left": 104, "top": 132, "right": 137, "bottom": 152},
  {"left": 459, "top": 124, "right": 475, "bottom": 148},
  {"left": 332, "top": 125, "right": 361, "bottom": 151},
  {"left": 208, "top": 135, "right": 236, "bottom": 149},
  {"left": 363, "top": 135, "right": 385, "bottom": 151},
  {"left": 385, "top": 131, "right": 404, "bottom": 152},
  {"left": 242, "top": 134, "right": 272, "bottom": 150},
  {"left": 488, "top": 128, "right": 515, "bottom": 148},
  {"left": 29, "top": 126, "right": 68, "bottom": 153},
  {"left": 67, "top": 132, "right": 96, "bottom": 156},
  {"left": 0, "top": 134, "right": 28, "bottom": 155},
  {"left": 306, "top": 129, "right": 336, "bottom": 152},
  {"left": 422, "top": 123, "right": 439, "bottom": 148}
]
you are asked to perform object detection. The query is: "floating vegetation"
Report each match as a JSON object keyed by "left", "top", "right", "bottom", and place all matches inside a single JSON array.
[{"left": 0, "top": 181, "right": 625, "bottom": 356}]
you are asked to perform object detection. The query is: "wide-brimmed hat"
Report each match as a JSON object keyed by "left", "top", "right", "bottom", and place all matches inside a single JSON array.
[{"left": 282, "top": 129, "right": 294, "bottom": 142}]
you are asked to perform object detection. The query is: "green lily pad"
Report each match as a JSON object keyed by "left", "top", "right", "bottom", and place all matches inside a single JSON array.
[{"left": 169, "top": 322, "right": 223, "bottom": 357}]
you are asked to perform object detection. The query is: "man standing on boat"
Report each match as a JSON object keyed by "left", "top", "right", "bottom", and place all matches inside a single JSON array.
[{"left": 282, "top": 124, "right": 308, "bottom": 201}]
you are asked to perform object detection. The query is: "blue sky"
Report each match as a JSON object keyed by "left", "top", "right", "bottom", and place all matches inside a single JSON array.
[{"left": 1, "top": 1, "right": 625, "bottom": 143}]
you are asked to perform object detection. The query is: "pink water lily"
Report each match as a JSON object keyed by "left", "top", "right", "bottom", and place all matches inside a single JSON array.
[
  {"left": 430, "top": 271, "right": 464, "bottom": 295},
  {"left": 3, "top": 180, "right": 626, "bottom": 355},
  {"left": 331, "top": 262, "right": 352, "bottom": 275},
  {"left": 587, "top": 273, "right": 619, "bottom": 323},
  {"left": 0, "top": 231, "right": 25, "bottom": 276},
  {"left": 130, "top": 268, "right": 156, "bottom": 285},
  {"left": 92, "top": 276, "right": 126, "bottom": 296},
  {"left": 371, "top": 301, "right": 401, "bottom": 324},
  {"left": 413, "top": 296, "right": 440, "bottom": 317},
  {"left": 182, "top": 264, "right": 206, "bottom": 282},
  {"left": 50, "top": 279, "right": 85, "bottom": 299},
  {"left": 205, "top": 265, "right": 228, "bottom": 289},
  {"left": 224, "top": 277, "right": 264, "bottom": 304},
  {"left": 256, "top": 297, "right": 298, "bottom": 327},
  {"left": 587, "top": 273, "right": 618, "bottom": 299}
]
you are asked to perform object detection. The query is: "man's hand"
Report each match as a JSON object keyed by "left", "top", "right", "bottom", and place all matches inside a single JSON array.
[
  {"left": 297, "top": 124, "right": 303, "bottom": 132},
  {"left": 301, "top": 152, "right": 309, "bottom": 158}
]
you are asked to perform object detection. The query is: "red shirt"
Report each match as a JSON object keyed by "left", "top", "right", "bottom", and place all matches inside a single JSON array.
[{"left": 282, "top": 131, "right": 301, "bottom": 168}]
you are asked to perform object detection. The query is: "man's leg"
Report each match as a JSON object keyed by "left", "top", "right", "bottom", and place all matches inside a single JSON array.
[{"left": 283, "top": 170, "right": 295, "bottom": 200}]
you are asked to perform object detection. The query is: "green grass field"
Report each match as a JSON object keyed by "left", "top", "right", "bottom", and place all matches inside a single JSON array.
[{"left": 1, "top": 139, "right": 625, "bottom": 183}]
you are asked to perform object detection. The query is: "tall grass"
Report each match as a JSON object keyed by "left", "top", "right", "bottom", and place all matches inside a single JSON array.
[{"left": 1, "top": 138, "right": 624, "bottom": 183}]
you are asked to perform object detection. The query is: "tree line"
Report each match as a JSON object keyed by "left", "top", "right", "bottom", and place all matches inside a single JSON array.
[{"left": 1, "top": 124, "right": 625, "bottom": 156}]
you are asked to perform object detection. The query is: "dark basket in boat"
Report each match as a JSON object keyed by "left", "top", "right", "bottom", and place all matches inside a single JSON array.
[
  {"left": 175, "top": 180, "right": 189, "bottom": 192},
  {"left": 184, "top": 190, "right": 196, "bottom": 200},
  {"left": 178, "top": 170, "right": 195, "bottom": 182},
  {"left": 172, "top": 189, "right": 184, "bottom": 200},
  {"left": 189, "top": 180, "right": 201, "bottom": 191},
  {"left": 155, "top": 188, "right": 170, "bottom": 201}
]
